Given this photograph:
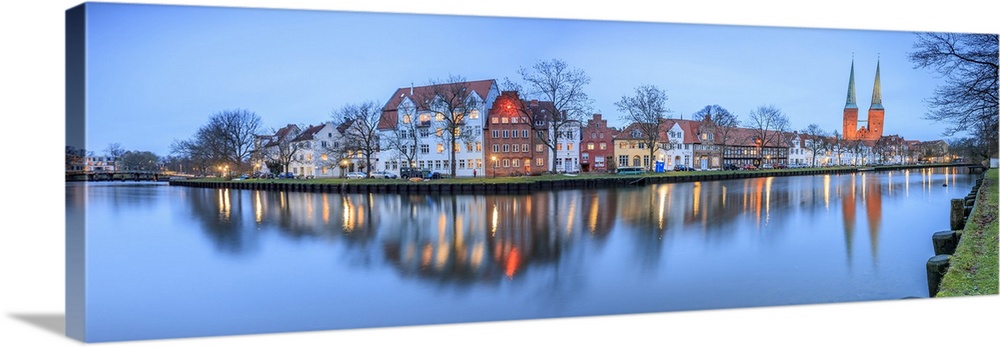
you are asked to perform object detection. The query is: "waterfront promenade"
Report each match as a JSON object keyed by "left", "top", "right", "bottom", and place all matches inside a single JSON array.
[{"left": 168, "top": 163, "right": 983, "bottom": 194}]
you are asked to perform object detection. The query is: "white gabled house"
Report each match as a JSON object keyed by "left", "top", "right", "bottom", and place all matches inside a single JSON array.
[
  {"left": 287, "top": 121, "right": 363, "bottom": 178},
  {"left": 376, "top": 79, "right": 500, "bottom": 177}
]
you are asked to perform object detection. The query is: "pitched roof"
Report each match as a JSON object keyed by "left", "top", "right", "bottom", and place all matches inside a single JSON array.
[
  {"left": 290, "top": 124, "right": 325, "bottom": 142},
  {"left": 377, "top": 79, "right": 497, "bottom": 130}
]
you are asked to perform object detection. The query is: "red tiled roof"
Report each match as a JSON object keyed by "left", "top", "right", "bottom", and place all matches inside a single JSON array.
[
  {"left": 291, "top": 124, "right": 325, "bottom": 142},
  {"left": 377, "top": 79, "right": 497, "bottom": 130}
]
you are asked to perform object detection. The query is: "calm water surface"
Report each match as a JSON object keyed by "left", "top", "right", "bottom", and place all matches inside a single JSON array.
[{"left": 68, "top": 167, "right": 975, "bottom": 341}]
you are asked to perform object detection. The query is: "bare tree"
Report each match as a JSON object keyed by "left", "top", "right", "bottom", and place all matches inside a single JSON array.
[
  {"left": 744, "top": 105, "right": 790, "bottom": 165},
  {"left": 119, "top": 150, "right": 160, "bottom": 171},
  {"left": 332, "top": 101, "right": 382, "bottom": 177},
  {"left": 801, "top": 123, "right": 827, "bottom": 167},
  {"left": 693, "top": 105, "right": 741, "bottom": 168},
  {"left": 171, "top": 109, "right": 262, "bottom": 176},
  {"left": 414, "top": 75, "right": 481, "bottom": 177},
  {"left": 830, "top": 130, "right": 846, "bottom": 166},
  {"left": 508, "top": 59, "right": 594, "bottom": 172},
  {"left": 615, "top": 84, "right": 670, "bottom": 171},
  {"left": 383, "top": 114, "right": 423, "bottom": 171},
  {"left": 260, "top": 124, "right": 302, "bottom": 175},
  {"left": 910, "top": 33, "right": 998, "bottom": 161}
]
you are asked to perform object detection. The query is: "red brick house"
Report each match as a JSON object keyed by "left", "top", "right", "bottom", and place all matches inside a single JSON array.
[{"left": 579, "top": 114, "right": 619, "bottom": 172}]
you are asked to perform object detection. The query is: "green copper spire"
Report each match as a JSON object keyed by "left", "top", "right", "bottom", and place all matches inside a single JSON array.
[
  {"left": 845, "top": 60, "right": 858, "bottom": 109},
  {"left": 870, "top": 59, "right": 883, "bottom": 109}
]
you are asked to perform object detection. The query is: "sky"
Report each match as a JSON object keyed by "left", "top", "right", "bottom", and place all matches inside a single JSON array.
[{"left": 75, "top": 1, "right": 991, "bottom": 156}]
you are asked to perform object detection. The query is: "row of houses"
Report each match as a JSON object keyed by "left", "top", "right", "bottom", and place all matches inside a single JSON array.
[{"left": 249, "top": 78, "right": 937, "bottom": 179}]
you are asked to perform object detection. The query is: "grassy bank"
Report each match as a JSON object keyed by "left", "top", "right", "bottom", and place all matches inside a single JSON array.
[
  {"left": 936, "top": 168, "right": 999, "bottom": 297},
  {"left": 191, "top": 164, "right": 927, "bottom": 185}
]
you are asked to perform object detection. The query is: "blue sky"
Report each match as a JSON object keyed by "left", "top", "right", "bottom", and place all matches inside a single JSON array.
[{"left": 82, "top": 2, "right": 976, "bottom": 156}]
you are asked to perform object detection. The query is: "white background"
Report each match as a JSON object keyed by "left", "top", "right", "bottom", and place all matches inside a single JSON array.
[{"left": 2, "top": 1, "right": 997, "bottom": 346}]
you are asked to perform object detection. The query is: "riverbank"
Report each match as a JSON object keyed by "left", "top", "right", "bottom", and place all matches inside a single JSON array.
[
  {"left": 168, "top": 163, "right": 979, "bottom": 194},
  {"left": 936, "top": 168, "right": 998, "bottom": 297}
]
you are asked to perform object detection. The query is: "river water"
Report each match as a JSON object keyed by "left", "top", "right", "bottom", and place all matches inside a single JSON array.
[{"left": 67, "top": 167, "right": 975, "bottom": 342}]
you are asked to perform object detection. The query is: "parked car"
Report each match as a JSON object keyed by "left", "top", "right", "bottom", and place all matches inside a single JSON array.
[
  {"left": 346, "top": 171, "right": 366, "bottom": 179},
  {"left": 399, "top": 168, "right": 424, "bottom": 179},
  {"left": 674, "top": 164, "right": 696, "bottom": 172},
  {"left": 742, "top": 164, "right": 757, "bottom": 170},
  {"left": 278, "top": 172, "right": 295, "bottom": 179},
  {"left": 723, "top": 163, "right": 740, "bottom": 171},
  {"left": 424, "top": 171, "right": 442, "bottom": 180},
  {"left": 370, "top": 171, "right": 397, "bottom": 179}
]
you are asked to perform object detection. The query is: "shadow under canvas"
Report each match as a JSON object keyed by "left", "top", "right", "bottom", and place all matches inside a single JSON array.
[{"left": 10, "top": 313, "right": 66, "bottom": 337}]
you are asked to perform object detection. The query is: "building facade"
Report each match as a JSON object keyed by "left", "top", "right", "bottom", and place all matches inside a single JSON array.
[
  {"left": 579, "top": 114, "right": 618, "bottom": 173},
  {"left": 376, "top": 79, "right": 500, "bottom": 178}
]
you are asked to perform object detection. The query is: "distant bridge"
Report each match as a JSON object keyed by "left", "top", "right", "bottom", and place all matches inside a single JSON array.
[{"left": 65, "top": 170, "right": 193, "bottom": 182}]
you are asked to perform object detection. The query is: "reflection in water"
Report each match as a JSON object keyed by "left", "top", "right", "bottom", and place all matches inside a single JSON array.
[{"left": 71, "top": 167, "right": 979, "bottom": 341}]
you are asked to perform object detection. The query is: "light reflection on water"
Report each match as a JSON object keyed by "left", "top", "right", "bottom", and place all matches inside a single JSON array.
[{"left": 70, "top": 167, "right": 975, "bottom": 342}]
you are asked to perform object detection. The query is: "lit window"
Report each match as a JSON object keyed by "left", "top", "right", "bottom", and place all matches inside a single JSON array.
[
  {"left": 403, "top": 114, "right": 411, "bottom": 124},
  {"left": 470, "top": 110, "right": 480, "bottom": 119},
  {"left": 502, "top": 117, "right": 509, "bottom": 124}
]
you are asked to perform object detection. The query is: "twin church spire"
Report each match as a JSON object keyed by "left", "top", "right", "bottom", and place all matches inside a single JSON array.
[{"left": 843, "top": 57, "right": 885, "bottom": 141}]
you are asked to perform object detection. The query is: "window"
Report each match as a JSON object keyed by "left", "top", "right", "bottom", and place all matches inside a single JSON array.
[
  {"left": 512, "top": 159, "right": 520, "bottom": 167},
  {"left": 503, "top": 130, "right": 509, "bottom": 138},
  {"left": 492, "top": 117, "right": 499, "bottom": 124},
  {"left": 511, "top": 117, "right": 518, "bottom": 124},
  {"left": 587, "top": 142, "right": 595, "bottom": 150},
  {"left": 536, "top": 158, "right": 544, "bottom": 166},
  {"left": 522, "top": 130, "right": 529, "bottom": 138},
  {"left": 420, "top": 128, "right": 429, "bottom": 137},
  {"left": 403, "top": 114, "right": 412, "bottom": 124},
  {"left": 459, "top": 160, "right": 466, "bottom": 169},
  {"left": 493, "top": 144, "right": 500, "bottom": 153},
  {"left": 638, "top": 143, "right": 645, "bottom": 149},
  {"left": 600, "top": 133, "right": 604, "bottom": 139},
  {"left": 436, "top": 128, "right": 443, "bottom": 137},
  {"left": 619, "top": 142, "right": 626, "bottom": 149},
  {"left": 493, "top": 130, "right": 499, "bottom": 138},
  {"left": 321, "top": 154, "right": 328, "bottom": 161},
  {"left": 643, "top": 155, "right": 650, "bottom": 168},
  {"left": 567, "top": 144, "right": 573, "bottom": 151},
  {"left": 502, "top": 117, "right": 509, "bottom": 124},
  {"left": 503, "top": 159, "right": 510, "bottom": 167},
  {"left": 470, "top": 110, "right": 479, "bottom": 119},
  {"left": 476, "top": 142, "right": 482, "bottom": 152},
  {"left": 600, "top": 142, "right": 607, "bottom": 150},
  {"left": 419, "top": 113, "right": 431, "bottom": 123},
  {"left": 619, "top": 155, "right": 628, "bottom": 167},
  {"left": 536, "top": 144, "right": 544, "bottom": 152},
  {"left": 557, "top": 143, "right": 563, "bottom": 151},
  {"left": 503, "top": 144, "right": 510, "bottom": 152},
  {"left": 633, "top": 156, "right": 641, "bottom": 167},
  {"left": 467, "top": 142, "right": 474, "bottom": 152},
  {"left": 421, "top": 144, "right": 430, "bottom": 154},
  {"left": 437, "top": 144, "right": 444, "bottom": 153},
  {"left": 435, "top": 160, "right": 442, "bottom": 169},
  {"left": 521, "top": 144, "right": 528, "bottom": 153},
  {"left": 511, "top": 130, "right": 518, "bottom": 138},
  {"left": 476, "top": 159, "right": 482, "bottom": 168},
  {"left": 582, "top": 153, "right": 590, "bottom": 161},
  {"left": 435, "top": 113, "right": 444, "bottom": 121}
]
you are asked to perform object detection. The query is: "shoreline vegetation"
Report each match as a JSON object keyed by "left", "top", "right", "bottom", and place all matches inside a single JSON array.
[{"left": 936, "top": 168, "right": 999, "bottom": 297}]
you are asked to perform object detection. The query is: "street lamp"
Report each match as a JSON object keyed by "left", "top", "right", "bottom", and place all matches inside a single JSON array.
[{"left": 491, "top": 155, "right": 497, "bottom": 178}]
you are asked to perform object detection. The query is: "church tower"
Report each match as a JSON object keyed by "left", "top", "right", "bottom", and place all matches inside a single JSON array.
[
  {"left": 865, "top": 59, "right": 884, "bottom": 141},
  {"left": 841, "top": 59, "right": 885, "bottom": 141},
  {"left": 843, "top": 60, "right": 859, "bottom": 140}
]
